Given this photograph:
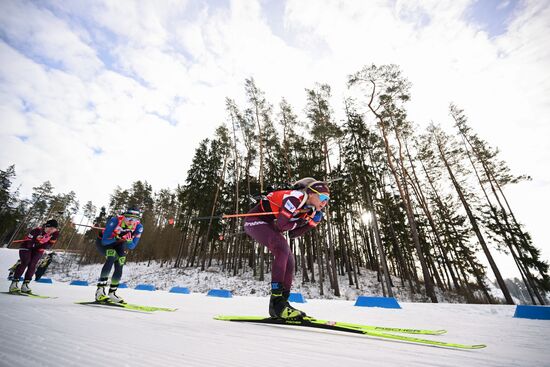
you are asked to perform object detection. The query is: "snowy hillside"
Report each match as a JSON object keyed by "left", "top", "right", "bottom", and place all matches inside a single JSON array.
[
  {"left": 1, "top": 248, "right": 548, "bottom": 367},
  {"left": 44, "top": 250, "right": 474, "bottom": 303}
]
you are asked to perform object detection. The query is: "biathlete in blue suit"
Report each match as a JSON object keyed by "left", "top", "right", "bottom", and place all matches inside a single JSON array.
[{"left": 95, "top": 207, "right": 143, "bottom": 303}]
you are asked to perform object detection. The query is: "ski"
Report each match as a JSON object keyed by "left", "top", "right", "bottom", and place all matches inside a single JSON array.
[
  {"left": 76, "top": 301, "right": 177, "bottom": 313},
  {"left": 214, "top": 315, "right": 446, "bottom": 335},
  {"left": 1, "top": 291, "right": 57, "bottom": 299},
  {"left": 214, "top": 316, "right": 485, "bottom": 349}
]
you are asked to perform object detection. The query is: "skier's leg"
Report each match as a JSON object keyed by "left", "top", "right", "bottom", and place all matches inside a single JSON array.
[
  {"left": 245, "top": 222, "right": 289, "bottom": 284},
  {"left": 19, "top": 250, "right": 43, "bottom": 293},
  {"left": 245, "top": 222, "right": 303, "bottom": 318},
  {"left": 13, "top": 249, "right": 31, "bottom": 280},
  {"left": 9, "top": 251, "right": 28, "bottom": 291},
  {"left": 110, "top": 244, "right": 126, "bottom": 285},
  {"left": 281, "top": 251, "right": 305, "bottom": 316},
  {"left": 108, "top": 244, "right": 126, "bottom": 303},
  {"left": 282, "top": 251, "right": 295, "bottom": 292},
  {"left": 24, "top": 250, "right": 43, "bottom": 281},
  {"left": 8, "top": 260, "right": 21, "bottom": 280},
  {"left": 95, "top": 240, "right": 114, "bottom": 301}
]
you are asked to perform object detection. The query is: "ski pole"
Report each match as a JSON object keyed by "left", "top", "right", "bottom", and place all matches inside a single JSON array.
[
  {"left": 10, "top": 223, "right": 104, "bottom": 243},
  {"left": 192, "top": 211, "right": 280, "bottom": 221},
  {"left": 191, "top": 208, "right": 312, "bottom": 222},
  {"left": 73, "top": 223, "right": 105, "bottom": 230}
]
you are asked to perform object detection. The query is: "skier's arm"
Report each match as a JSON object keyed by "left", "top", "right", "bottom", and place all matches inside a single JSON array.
[
  {"left": 39, "top": 231, "right": 59, "bottom": 250},
  {"left": 275, "top": 197, "right": 303, "bottom": 232},
  {"left": 23, "top": 228, "right": 42, "bottom": 248},
  {"left": 101, "top": 217, "right": 120, "bottom": 245},
  {"left": 288, "top": 211, "right": 323, "bottom": 239},
  {"left": 126, "top": 223, "right": 143, "bottom": 250}
]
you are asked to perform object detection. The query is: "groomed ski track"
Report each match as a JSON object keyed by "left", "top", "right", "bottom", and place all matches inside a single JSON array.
[{"left": 0, "top": 253, "right": 547, "bottom": 366}]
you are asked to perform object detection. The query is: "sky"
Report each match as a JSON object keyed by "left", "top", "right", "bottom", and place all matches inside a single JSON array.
[{"left": 1, "top": 0, "right": 549, "bottom": 278}]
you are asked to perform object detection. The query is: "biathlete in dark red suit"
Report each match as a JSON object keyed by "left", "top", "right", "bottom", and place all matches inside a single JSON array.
[
  {"left": 95, "top": 207, "right": 143, "bottom": 304},
  {"left": 9, "top": 219, "right": 59, "bottom": 294},
  {"left": 244, "top": 178, "right": 330, "bottom": 319}
]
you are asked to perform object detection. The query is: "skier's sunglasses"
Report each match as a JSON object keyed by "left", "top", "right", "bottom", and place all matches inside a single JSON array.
[{"left": 309, "top": 187, "right": 330, "bottom": 202}]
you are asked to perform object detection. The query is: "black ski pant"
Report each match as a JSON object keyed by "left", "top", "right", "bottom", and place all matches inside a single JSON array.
[{"left": 95, "top": 239, "right": 126, "bottom": 286}]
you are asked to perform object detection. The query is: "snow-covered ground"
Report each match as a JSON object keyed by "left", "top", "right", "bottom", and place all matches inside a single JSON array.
[{"left": 1, "top": 248, "right": 549, "bottom": 367}]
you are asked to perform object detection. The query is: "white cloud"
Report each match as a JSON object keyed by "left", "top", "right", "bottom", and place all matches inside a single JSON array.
[{"left": 0, "top": 0, "right": 102, "bottom": 77}]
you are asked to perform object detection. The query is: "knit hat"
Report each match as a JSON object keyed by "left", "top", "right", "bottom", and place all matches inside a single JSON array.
[
  {"left": 307, "top": 181, "right": 330, "bottom": 194},
  {"left": 44, "top": 219, "right": 59, "bottom": 228},
  {"left": 124, "top": 207, "right": 141, "bottom": 219}
]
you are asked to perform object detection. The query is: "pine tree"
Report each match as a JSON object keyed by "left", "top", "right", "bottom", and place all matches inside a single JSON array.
[
  {"left": 349, "top": 64, "right": 438, "bottom": 302},
  {"left": 429, "top": 123, "right": 514, "bottom": 304}
]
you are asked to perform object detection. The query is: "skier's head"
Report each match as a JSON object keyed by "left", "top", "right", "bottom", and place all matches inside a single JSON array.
[
  {"left": 122, "top": 207, "right": 141, "bottom": 229},
  {"left": 292, "top": 177, "right": 317, "bottom": 190},
  {"left": 305, "top": 181, "right": 330, "bottom": 211},
  {"left": 123, "top": 207, "right": 141, "bottom": 219},
  {"left": 44, "top": 219, "right": 59, "bottom": 234}
]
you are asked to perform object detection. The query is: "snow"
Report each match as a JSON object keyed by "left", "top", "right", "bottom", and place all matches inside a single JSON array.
[{"left": 1, "top": 248, "right": 549, "bottom": 367}]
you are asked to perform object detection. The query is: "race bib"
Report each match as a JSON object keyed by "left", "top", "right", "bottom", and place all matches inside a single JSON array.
[{"left": 284, "top": 200, "right": 296, "bottom": 213}]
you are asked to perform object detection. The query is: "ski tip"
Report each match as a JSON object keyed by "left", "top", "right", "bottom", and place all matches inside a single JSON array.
[
  {"left": 434, "top": 330, "right": 447, "bottom": 335},
  {"left": 470, "top": 344, "right": 487, "bottom": 349},
  {"left": 214, "top": 315, "right": 247, "bottom": 321},
  {"left": 213, "top": 315, "right": 268, "bottom": 321}
]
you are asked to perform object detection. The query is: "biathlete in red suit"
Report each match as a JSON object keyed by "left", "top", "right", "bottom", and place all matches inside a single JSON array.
[
  {"left": 244, "top": 178, "right": 330, "bottom": 319},
  {"left": 9, "top": 219, "right": 59, "bottom": 294}
]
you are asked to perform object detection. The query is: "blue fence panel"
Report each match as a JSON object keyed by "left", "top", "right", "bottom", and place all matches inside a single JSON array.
[
  {"left": 135, "top": 284, "right": 156, "bottom": 291},
  {"left": 169, "top": 286, "right": 190, "bottom": 294},
  {"left": 288, "top": 292, "right": 306, "bottom": 303},
  {"left": 514, "top": 305, "right": 550, "bottom": 320},
  {"left": 70, "top": 280, "right": 89, "bottom": 286},
  {"left": 207, "top": 289, "right": 232, "bottom": 298},
  {"left": 354, "top": 296, "right": 401, "bottom": 309},
  {"left": 118, "top": 283, "right": 128, "bottom": 288},
  {"left": 36, "top": 278, "right": 53, "bottom": 284}
]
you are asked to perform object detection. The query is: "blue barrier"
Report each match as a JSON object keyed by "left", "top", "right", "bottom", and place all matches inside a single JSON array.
[
  {"left": 514, "top": 305, "right": 550, "bottom": 320},
  {"left": 288, "top": 292, "right": 306, "bottom": 303},
  {"left": 169, "top": 287, "right": 190, "bottom": 294},
  {"left": 207, "top": 289, "right": 232, "bottom": 298},
  {"left": 118, "top": 283, "right": 128, "bottom": 288},
  {"left": 135, "top": 284, "right": 156, "bottom": 291},
  {"left": 36, "top": 278, "right": 53, "bottom": 284},
  {"left": 354, "top": 296, "right": 401, "bottom": 309},
  {"left": 70, "top": 280, "right": 89, "bottom": 286}
]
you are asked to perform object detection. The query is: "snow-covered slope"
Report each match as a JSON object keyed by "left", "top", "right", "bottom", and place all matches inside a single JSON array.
[{"left": 1, "top": 249, "right": 548, "bottom": 367}]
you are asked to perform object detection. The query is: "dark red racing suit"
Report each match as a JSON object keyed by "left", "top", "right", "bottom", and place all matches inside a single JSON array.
[
  {"left": 14, "top": 227, "right": 58, "bottom": 281},
  {"left": 244, "top": 190, "right": 321, "bottom": 290}
]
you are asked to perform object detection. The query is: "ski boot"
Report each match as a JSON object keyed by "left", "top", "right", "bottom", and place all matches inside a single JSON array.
[
  {"left": 283, "top": 290, "right": 307, "bottom": 318},
  {"left": 95, "top": 286, "right": 110, "bottom": 302},
  {"left": 108, "top": 284, "right": 125, "bottom": 304},
  {"left": 108, "top": 291, "right": 125, "bottom": 304},
  {"left": 20, "top": 280, "right": 32, "bottom": 294},
  {"left": 269, "top": 283, "right": 305, "bottom": 320},
  {"left": 9, "top": 280, "right": 19, "bottom": 293}
]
